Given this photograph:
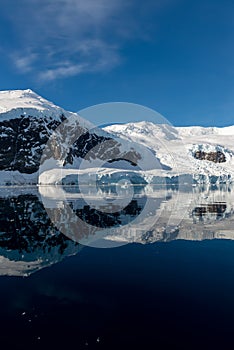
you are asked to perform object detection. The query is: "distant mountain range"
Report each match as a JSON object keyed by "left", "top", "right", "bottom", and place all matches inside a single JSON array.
[
  {"left": 0, "top": 89, "right": 234, "bottom": 185},
  {"left": 104, "top": 121, "right": 234, "bottom": 184}
]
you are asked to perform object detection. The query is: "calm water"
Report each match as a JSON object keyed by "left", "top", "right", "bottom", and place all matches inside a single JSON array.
[{"left": 1, "top": 184, "right": 234, "bottom": 349}]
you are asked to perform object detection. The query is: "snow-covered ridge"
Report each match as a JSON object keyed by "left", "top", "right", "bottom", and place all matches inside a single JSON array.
[
  {"left": 108, "top": 121, "right": 179, "bottom": 141},
  {"left": 0, "top": 89, "right": 62, "bottom": 120},
  {"left": 0, "top": 89, "right": 92, "bottom": 128},
  {"left": 177, "top": 125, "right": 234, "bottom": 136},
  {"left": 106, "top": 121, "right": 234, "bottom": 138},
  {"left": 0, "top": 89, "right": 157, "bottom": 185},
  {"left": 104, "top": 121, "right": 234, "bottom": 184},
  {"left": 0, "top": 89, "right": 58, "bottom": 113}
]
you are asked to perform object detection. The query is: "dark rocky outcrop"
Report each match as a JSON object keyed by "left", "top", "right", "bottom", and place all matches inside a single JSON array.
[
  {"left": 193, "top": 150, "right": 226, "bottom": 163},
  {"left": 0, "top": 113, "right": 141, "bottom": 175},
  {"left": 0, "top": 115, "right": 64, "bottom": 174}
]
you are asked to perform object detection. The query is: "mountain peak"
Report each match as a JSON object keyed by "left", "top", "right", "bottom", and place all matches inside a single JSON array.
[{"left": 0, "top": 89, "right": 61, "bottom": 116}]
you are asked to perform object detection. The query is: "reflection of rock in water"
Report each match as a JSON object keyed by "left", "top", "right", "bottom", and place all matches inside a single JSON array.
[
  {"left": 140, "top": 227, "right": 180, "bottom": 243},
  {"left": 71, "top": 199, "right": 144, "bottom": 228},
  {"left": 193, "top": 202, "right": 227, "bottom": 221},
  {"left": 40, "top": 184, "right": 234, "bottom": 245},
  {"left": 101, "top": 185, "right": 234, "bottom": 243},
  {"left": 2, "top": 185, "right": 234, "bottom": 276},
  {"left": 0, "top": 194, "right": 80, "bottom": 276}
]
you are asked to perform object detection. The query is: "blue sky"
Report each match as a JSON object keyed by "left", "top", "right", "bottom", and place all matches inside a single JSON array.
[{"left": 0, "top": 0, "right": 233, "bottom": 126}]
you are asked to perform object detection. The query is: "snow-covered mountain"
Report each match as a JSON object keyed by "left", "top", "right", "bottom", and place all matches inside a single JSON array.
[
  {"left": 0, "top": 90, "right": 157, "bottom": 185},
  {"left": 105, "top": 121, "right": 234, "bottom": 184},
  {"left": 1, "top": 90, "right": 234, "bottom": 185}
]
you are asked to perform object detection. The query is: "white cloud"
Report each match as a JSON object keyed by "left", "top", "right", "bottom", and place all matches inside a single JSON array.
[
  {"left": 12, "top": 53, "right": 38, "bottom": 73},
  {"left": 38, "top": 40, "right": 121, "bottom": 81},
  {"left": 6, "top": 0, "right": 128, "bottom": 81},
  {"left": 39, "top": 63, "right": 86, "bottom": 81},
  {"left": 4, "top": 0, "right": 171, "bottom": 81}
]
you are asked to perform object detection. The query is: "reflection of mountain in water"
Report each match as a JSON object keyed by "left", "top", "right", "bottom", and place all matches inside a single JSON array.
[
  {"left": 40, "top": 184, "right": 234, "bottom": 246},
  {"left": 0, "top": 193, "right": 80, "bottom": 276},
  {"left": 1, "top": 184, "right": 234, "bottom": 276}
]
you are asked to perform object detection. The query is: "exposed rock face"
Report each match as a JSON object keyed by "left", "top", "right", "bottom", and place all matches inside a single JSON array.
[
  {"left": 0, "top": 90, "right": 141, "bottom": 178},
  {"left": 0, "top": 115, "right": 63, "bottom": 173},
  {"left": 0, "top": 113, "right": 140, "bottom": 175},
  {"left": 193, "top": 150, "right": 226, "bottom": 163}
]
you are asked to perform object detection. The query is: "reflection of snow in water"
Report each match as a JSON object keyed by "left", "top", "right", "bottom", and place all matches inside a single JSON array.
[
  {"left": 0, "top": 184, "right": 234, "bottom": 276},
  {"left": 39, "top": 184, "right": 234, "bottom": 246}
]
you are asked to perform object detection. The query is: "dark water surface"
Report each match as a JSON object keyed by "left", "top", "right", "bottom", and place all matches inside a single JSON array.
[{"left": 0, "top": 185, "right": 234, "bottom": 349}]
